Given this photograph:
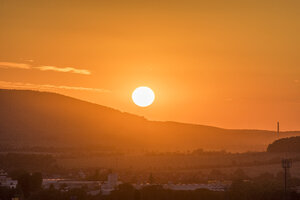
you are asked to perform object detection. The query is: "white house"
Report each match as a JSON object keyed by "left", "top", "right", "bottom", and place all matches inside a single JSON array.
[
  {"left": 0, "top": 169, "right": 18, "bottom": 189},
  {"left": 101, "top": 173, "right": 121, "bottom": 195}
]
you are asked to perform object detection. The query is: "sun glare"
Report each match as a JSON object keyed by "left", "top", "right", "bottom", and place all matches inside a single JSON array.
[{"left": 132, "top": 87, "right": 155, "bottom": 107}]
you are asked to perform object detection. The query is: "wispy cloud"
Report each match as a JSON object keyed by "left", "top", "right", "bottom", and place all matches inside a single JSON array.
[
  {"left": 0, "top": 62, "right": 31, "bottom": 69},
  {"left": 0, "top": 81, "right": 110, "bottom": 93},
  {"left": 0, "top": 61, "right": 91, "bottom": 75},
  {"left": 36, "top": 66, "right": 91, "bottom": 75}
]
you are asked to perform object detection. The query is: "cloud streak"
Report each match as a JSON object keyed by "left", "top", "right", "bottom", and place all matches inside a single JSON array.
[
  {"left": 0, "top": 62, "right": 31, "bottom": 69},
  {"left": 36, "top": 66, "right": 91, "bottom": 75},
  {"left": 0, "top": 81, "right": 109, "bottom": 93},
  {"left": 0, "top": 61, "right": 91, "bottom": 75}
]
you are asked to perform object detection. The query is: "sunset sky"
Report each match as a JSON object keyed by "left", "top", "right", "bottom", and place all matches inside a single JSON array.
[{"left": 0, "top": 0, "right": 299, "bottom": 130}]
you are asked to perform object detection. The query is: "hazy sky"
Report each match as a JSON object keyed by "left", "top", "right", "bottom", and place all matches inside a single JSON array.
[{"left": 0, "top": 0, "right": 299, "bottom": 130}]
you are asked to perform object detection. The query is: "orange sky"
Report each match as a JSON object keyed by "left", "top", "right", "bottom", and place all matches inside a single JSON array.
[{"left": 0, "top": 0, "right": 299, "bottom": 130}]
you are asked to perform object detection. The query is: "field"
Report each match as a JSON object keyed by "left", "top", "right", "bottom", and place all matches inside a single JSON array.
[{"left": 55, "top": 151, "right": 300, "bottom": 182}]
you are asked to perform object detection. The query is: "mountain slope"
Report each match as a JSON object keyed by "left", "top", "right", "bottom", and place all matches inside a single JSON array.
[
  {"left": 0, "top": 89, "right": 299, "bottom": 152},
  {"left": 267, "top": 136, "right": 300, "bottom": 152}
]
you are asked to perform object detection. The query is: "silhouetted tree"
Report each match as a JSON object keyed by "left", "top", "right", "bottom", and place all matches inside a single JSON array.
[
  {"left": 148, "top": 173, "right": 154, "bottom": 184},
  {"left": 208, "top": 169, "right": 223, "bottom": 180},
  {"left": 17, "top": 172, "right": 42, "bottom": 198},
  {"left": 232, "top": 168, "right": 248, "bottom": 181}
]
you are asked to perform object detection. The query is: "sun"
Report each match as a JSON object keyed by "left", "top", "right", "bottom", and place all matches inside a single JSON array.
[{"left": 132, "top": 86, "right": 155, "bottom": 107}]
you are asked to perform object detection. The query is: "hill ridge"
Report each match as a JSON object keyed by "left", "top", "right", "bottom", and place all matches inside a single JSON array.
[{"left": 0, "top": 89, "right": 299, "bottom": 152}]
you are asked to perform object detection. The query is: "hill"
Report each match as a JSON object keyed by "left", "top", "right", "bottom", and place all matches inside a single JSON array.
[
  {"left": 267, "top": 136, "right": 300, "bottom": 153},
  {"left": 0, "top": 89, "right": 299, "bottom": 152}
]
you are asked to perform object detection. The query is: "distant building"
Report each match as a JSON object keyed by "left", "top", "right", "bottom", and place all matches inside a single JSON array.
[
  {"left": 42, "top": 179, "right": 100, "bottom": 191},
  {"left": 0, "top": 169, "right": 18, "bottom": 189},
  {"left": 134, "top": 181, "right": 231, "bottom": 192},
  {"left": 108, "top": 173, "right": 118, "bottom": 188},
  {"left": 42, "top": 173, "right": 121, "bottom": 196},
  {"left": 101, "top": 173, "right": 121, "bottom": 195}
]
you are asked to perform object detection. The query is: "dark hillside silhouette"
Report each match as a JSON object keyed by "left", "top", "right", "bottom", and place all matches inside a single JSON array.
[
  {"left": 267, "top": 136, "right": 300, "bottom": 152},
  {"left": 1, "top": 89, "right": 300, "bottom": 152}
]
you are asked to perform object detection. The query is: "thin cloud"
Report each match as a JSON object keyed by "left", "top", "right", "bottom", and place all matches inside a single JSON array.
[
  {"left": 36, "top": 66, "right": 91, "bottom": 75},
  {"left": 0, "top": 62, "right": 31, "bottom": 69},
  {"left": 0, "top": 81, "right": 110, "bottom": 93},
  {"left": 0, "top": 61, "right": 91, "bottom": 75}
]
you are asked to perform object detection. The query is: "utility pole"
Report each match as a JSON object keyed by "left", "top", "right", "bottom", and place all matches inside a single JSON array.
[{"left": 282, "top": 158, "right": 292, "bottom": 200}]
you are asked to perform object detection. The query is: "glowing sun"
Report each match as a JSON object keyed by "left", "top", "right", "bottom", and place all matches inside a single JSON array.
[{"left": 132, "top": 86, "right": 155, "bottom": 107}]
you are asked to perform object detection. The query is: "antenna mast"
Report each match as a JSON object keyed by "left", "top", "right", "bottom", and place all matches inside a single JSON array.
[{"left": 277, "top": 121, "right": 280, "bottom": 135}]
